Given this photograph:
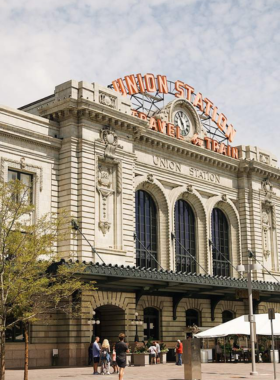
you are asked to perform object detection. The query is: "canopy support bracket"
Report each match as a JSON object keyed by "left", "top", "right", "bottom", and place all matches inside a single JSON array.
[
  {"left": 173, "top": 295, "right": 184, "bottom": 321},
  {"left": 210, "top": 296, "right": 222, "bottom": 321}
]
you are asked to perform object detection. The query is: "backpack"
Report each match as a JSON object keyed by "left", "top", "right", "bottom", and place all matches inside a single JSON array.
[{"left": 101, "top": 348, "right": 108, "bottom": 360}]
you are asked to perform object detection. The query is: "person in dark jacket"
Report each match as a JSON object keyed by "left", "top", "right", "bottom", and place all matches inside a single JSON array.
[
  {"left": 88, "top": 342, "right": 93, "bottom": 365},
  {"left": 115, "top": 333, "right": 129, "bottom": 380}
]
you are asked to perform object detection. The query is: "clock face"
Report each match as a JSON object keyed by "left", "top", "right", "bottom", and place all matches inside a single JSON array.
[{"left": 174, "top": 111, "right": 191, "bottom": 136}]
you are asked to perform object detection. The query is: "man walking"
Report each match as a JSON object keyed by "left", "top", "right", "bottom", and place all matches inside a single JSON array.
[
  {"left": 176, "top": 339, "right": 183, "bottom": 366},
  {"left": 93, "top": 336, "right": 101, "bottom": 375}
]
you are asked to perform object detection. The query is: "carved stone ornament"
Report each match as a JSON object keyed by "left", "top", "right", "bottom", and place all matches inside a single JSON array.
[
  {"left": 260, "top": 154, "right": 269, "bottom": 164},
  {"left": 186, "top": 184, "right": 193, "bottom": 193},
  {"left": 261, "top": 178, "right": 273, "bottom": 195},
  {"left": 262, "top": 206, "right": 271, "bottom": 260},
  {"left": 100, "top": 127, "right": 123, "bottom": 160},
  {"left": 97, "top": 165, "right": 114, "bottom": 236},
  {"left": 20, "top": 157, "right": 26, "bottom": 169},
  {"left": 222, "top": 194, "right": 228, "bottom": 202},
  {"left": 98, "top": 221, "right": 111, "bottom": 236},
  {"left": 99, "top": 92, "right": 116, "bottom": 109},
  {"left": 147, "top": 174, "right": 154, "bottom": 183}
]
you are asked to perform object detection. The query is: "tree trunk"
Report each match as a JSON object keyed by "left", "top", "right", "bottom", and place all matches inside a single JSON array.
[
  {"left": 0, "top": 327, "right": 5, "bottom": 380},
  {"left": 24, "top": 323, "right": 29, "bottom": 380}
]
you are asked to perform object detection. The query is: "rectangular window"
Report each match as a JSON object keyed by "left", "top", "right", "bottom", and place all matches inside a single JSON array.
[{"left": 8, "top": 169, "right": 33, "bottom": 204}]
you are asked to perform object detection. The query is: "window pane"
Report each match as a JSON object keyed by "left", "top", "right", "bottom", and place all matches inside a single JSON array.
[
  {"left": 8, "top": 171, "right": 17, "bottom": 181},
  {"left": 7, "top": 170, "right": 33, "bottom": 204},
  {"left": 175, "top": 200, "right": 196, "bottom": 273},
  {"left": 135, "top": 190, "right": 157, "bottom": 269},
  {"left": 211, "top": 208, "right": 229, "bottom": 276}
]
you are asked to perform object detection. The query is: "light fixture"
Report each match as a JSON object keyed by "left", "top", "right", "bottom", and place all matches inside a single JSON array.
[{"left": 237, "top": 254, "right": 260, "bottom": 376}]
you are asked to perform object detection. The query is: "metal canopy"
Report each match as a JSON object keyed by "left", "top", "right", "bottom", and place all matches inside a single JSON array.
[
  {"left": 80, "top": 261, "right": 280, "bottom": 292},
  {"left": 54, "top": 260, "right": 280, "bottom": 321}
]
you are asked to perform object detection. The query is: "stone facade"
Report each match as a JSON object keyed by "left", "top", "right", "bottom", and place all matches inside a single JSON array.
[{"left": 1, "top": 79, "right": 280, "bottom": 368}]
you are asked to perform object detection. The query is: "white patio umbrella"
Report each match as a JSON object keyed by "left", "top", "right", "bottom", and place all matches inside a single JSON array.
[{"left": 194, "top": 313, "right": 280, "bottom": 338}]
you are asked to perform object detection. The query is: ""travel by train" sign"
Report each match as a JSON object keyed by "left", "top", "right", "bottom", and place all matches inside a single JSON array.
[{"left": 112, "top": 74, "right": 238, "bottom": 159}]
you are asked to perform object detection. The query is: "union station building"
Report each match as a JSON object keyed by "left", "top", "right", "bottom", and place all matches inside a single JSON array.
[{"left": 1, "top": 75, "right": 280, "bottom": 368}]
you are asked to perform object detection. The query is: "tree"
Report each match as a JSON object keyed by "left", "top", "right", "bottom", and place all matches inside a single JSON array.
[{"left": 0, "top": 180, "right": 93, "bottom": 380}]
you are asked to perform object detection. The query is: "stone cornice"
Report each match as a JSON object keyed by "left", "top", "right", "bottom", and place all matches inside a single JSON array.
[
  {"left": 238, "top": 159, "right": 280, "bottom": 181},
  {"left": 38, "top": 98, "right": 148, "bottom": 135},
  {"left": 36, "top": 99, "right": 280, "bottom": 178},
  {"left": 0, "top": 104, "right": 58, "bottom": 129},
  {"left": 38, "top": 99, "right": 240, "bottom": 172},
  {"left": 0, "top": 123, "right": 62, "bottom": 150}
]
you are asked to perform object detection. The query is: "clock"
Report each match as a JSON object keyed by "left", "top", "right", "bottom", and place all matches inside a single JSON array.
[{"left": 174, "top": 110, "right": 191, "bottom": 136}]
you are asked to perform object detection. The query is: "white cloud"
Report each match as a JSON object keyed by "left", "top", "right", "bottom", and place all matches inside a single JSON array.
[{"left": 0, "top": 0, "right": 279, "bottom": 162}]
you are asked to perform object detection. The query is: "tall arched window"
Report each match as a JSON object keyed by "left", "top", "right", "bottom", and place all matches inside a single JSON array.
[
  {"left": 222, "top": 310, "right": 235, "bottom": 323},
  {"left": 186, "top": 309, "right": 200, "bottom": 327},
  {"left": 135, "top": 190, "right": 157, "bottom": 269},
  {"left": 211, "top": 208, "right": 230, "bottom": 276},
  {"left": 175, "top": 199, "right": 196, "bottom": 273}
]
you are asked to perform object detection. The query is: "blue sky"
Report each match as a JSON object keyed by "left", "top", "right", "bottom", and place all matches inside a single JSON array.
[{"left": 0, "top": 0, "right": 279, "bottom": 161}]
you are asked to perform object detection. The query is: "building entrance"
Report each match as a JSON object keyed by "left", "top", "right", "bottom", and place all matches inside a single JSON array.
[
  {"left": 94, "top": 305, "right": 125, "bottom": 344},
  {"left": 144, "top": 307, "right": 160, "bottom": 340}
]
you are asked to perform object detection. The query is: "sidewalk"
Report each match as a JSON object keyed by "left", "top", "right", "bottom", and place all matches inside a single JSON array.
[{"left": 5, "top": 362, "right": 280, "bottom": 380}]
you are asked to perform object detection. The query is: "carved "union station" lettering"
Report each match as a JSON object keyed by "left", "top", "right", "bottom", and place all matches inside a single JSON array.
[
  {"left": 189, "top": 167, "right": 220, "bottom": 183},
  {"left": 153, "top": 156, "right": 181, "bottom": 172}
]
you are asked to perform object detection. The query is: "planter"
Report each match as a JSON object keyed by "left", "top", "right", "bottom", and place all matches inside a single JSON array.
[
  {"left": 126, "top": 353, "right": 132, "bottom": 366},
  {"left": 133, "top": 353, "right": 150, "bottom": 366},
  {"left": 160, "top": 352, "right": 167, "bottom": 364}
]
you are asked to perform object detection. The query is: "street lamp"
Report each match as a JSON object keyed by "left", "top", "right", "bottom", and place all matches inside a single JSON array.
[
  {"left": 237, "top": 251, "right": 262, "bottom": 376},
  {"left": 88, "top": 310, "right": 100, "bottom": 342},
  {"left": 131, "top": 312, "right": 143, "bottom": 342}
]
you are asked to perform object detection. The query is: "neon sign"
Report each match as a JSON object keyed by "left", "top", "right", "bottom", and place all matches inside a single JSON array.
[
  {"left": 112, "top": 74, "right": 239, "bottom": 159},
  {"left": 112, "top": 73, "right": 236, "bottom": 143}
]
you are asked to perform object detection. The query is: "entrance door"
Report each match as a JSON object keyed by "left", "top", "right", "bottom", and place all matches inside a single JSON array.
[
  {"left": 93, "top": 305, "right": 125, "bottom": 344},
  {"left": 144, "top": 307, "right": 159, "bottom": 340}
]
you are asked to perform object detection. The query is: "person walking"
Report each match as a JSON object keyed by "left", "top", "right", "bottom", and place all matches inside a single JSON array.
[
  {"left": 112, "top": 344, "right": 119, "bottom": 374},
  {"left": 155, "top": 341, "right": 161, "bottom": 364},
  {"left": 148, "top": 342, "right": 157, "bottom": 364},
  {"left": 93, "top": 336, "right": 101, "bottom": 375},
  {"left": 100, "top": 339, "right": 111, "bottom": 375},
  {"left": 176, "top": 339, "right": 183, "bottom": 366},
  {"left": 115, "top": 333, "right": 129, "bottom": 380}
]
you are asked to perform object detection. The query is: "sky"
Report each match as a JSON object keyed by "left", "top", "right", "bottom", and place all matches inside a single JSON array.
[{"left": 0, "top": 0, "right": 279, "bottom": 162}]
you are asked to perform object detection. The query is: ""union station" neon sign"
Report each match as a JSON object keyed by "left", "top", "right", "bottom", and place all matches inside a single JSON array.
[{"left": 112, "top": 73, "right": 238, "bottom": 159}]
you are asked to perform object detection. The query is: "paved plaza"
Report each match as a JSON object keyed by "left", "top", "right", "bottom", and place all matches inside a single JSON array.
[{"left": 5, "top": 363, "right": 280, "bottom": 380}]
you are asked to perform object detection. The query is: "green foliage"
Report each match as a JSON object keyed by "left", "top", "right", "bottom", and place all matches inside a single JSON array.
[
  {"left": 134, "top": 345, "right": 149, "bottom": 354},
  {"left": 146, "top": 337, "right": 154, "bottom": 348},
  {"left": 160, "top": 343, "right": 169, "bottom": 353},
  {"left": 0, "top": 179, "right": 94, "bottom": 379}
]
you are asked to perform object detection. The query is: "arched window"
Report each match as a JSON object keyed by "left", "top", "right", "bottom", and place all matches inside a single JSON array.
[
  {"left": 144, "top": 307, "right": 160, "bottom": 340},
  {"left": 135, "top": 190, "right": 157, "bottom": 269},
  {"left": 222, "top": 310, "right": 235, "bottom": 323},
  {"left": 175, "top": 199, "right": 196, "bottom": 273},
  {"left": 211, "top": 208, "right": 230, "bottom": 276},
  {"left": 186, "top": 309, "right": 200, "bottom": 327}
]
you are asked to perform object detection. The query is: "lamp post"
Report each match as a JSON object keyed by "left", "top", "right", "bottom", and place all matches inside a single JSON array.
[
  {"left": 88, "top": 310, "right": 100, "bottom": 343},
  {"left": 237, "top": 252, "right": 262, "bottom": 376},
  {"left": 131, "top": 312, "right": 143, "bottom": 342}
]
